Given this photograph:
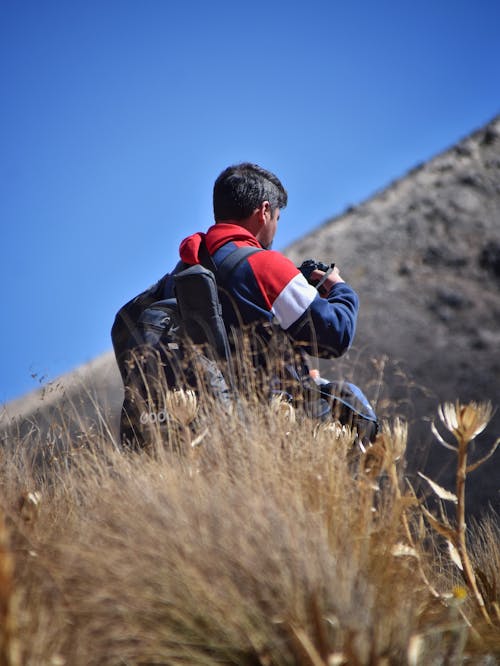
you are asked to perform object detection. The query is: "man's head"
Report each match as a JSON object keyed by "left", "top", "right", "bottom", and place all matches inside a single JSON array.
[{"left": 213, "top": 163, "right": 288, "bottom": 249}]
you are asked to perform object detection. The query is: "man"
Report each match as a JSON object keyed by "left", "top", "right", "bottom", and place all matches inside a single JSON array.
[
  {"left": 164, "top": 163, "right": 357, "bottom": 355},
  {"left": 114, "top": 163, "right": 372, "bottom": 447},
  {"left": 161, "top": 163, "right": 358, "bottom": 403}
]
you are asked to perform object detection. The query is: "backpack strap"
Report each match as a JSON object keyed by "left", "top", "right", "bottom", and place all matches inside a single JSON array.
[
  {"left": 197, "top": 239, "right": 262, "bottom": 284},
  {"left": 216, "top": 245, "right": 263, "bottom": 284},
  {"left": 198, "top": 240, "right": 218, "bottom": 274}
]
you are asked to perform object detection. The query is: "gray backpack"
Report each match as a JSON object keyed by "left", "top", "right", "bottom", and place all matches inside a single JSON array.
[{"left": 111, "top": 245, "right": 261, "bottom": 448}]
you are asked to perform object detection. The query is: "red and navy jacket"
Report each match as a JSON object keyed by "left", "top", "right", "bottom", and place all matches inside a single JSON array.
[{"left": 163, "top": 223, "right": 359, "bottom": 359}]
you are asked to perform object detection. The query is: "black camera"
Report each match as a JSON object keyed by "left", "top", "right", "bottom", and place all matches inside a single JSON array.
[{"left": 298, "top": 259, "right": 333, "bottom": 287}]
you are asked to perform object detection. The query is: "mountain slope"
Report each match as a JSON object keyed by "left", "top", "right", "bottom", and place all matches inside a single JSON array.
[{"left": 284, "top": 114, "right": 500, "bottom": 515}]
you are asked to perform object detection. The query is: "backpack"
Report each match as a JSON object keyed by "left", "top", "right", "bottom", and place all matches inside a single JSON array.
[{"left": 111, "top": 245, "right": 261, "bottom": 449}]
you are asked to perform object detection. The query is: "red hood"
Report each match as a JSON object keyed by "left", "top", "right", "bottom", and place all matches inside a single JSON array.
[{"left": 179, "top": 224, "right": 261, "bottom": 264}]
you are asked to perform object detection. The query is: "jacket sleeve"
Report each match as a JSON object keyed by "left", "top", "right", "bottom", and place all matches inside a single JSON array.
[
  {"left": 286, "top": 281, "right": 359, "bottom": 358},
  {"left": 249, "top": 251, "right": 359, "bottom": 358}
]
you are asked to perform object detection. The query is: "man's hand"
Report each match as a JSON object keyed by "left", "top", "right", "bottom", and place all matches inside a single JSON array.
[{"left": 310, "top": 265, "right": 345, "bottom": 297}]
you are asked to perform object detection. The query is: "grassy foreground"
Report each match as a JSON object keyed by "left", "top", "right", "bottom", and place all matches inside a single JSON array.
[{"left": 0, "top": 391, "right": 499, "bottom": 665}]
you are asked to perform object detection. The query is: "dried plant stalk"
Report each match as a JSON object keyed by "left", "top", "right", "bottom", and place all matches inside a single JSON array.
[
  {"left": 425, "top": 401, "right": 498, "bottom": 627},
  {"left": 0, "top": 508, "right": 19, "bottom": 666}
]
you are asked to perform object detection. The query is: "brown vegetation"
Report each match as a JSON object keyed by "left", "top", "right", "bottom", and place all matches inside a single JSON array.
[{"left": 0, "top": 386, "right": 498, "bottom": 665}]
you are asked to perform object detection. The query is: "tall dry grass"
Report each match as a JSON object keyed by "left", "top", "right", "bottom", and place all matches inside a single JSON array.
[{"left": 0, "top": 376, "right": 499, "bottom": 665}]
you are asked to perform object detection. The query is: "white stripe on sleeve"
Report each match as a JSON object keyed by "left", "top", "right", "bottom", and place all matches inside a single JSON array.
[{"left": 270, "top": 273, "right": 317, "bottom": 329}]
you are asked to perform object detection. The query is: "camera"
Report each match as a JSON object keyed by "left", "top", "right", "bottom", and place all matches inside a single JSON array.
[{"left": 298, "top": 259, "right": 334, "bottom": 287}]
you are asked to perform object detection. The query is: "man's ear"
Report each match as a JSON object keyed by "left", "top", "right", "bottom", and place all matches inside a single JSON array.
[
  {"left": 247, "top": 201, "right": 271, "bottom": 239},
  {"left": 258, "top": 201, "right": 271, "bottom": 225}
]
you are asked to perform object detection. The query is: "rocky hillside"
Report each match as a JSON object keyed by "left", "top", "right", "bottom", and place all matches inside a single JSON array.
[
  {"left": 3, "top": 115, "right": 499, "bottom": 517},
  {"left": 284, "top": 114, "right": 500, "bottom": 516}
]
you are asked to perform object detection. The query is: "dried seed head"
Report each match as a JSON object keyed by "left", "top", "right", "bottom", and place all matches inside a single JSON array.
[
  {"left": 313, "top": 422, "right": 358, "bottom": 454},
  {"left": 164, "top": 389, "right": 198, "bottom": 426},
  {"left": 270, "top": 395, "right": 296, "bottom": 423},
  {"left": 390, "top": 417, "right": 408, "bottom": 460},
  {"left": 438, "top": 401, "right": 493, "bottom": 444},
  {"left": 361, "top": 439, "right": 387, "bottom": 478},
  {"left": 19, "top": 491, "right": 42, "bottom": 524},
  {"left": 380, "top": 418, "right": 408, "bottom": 461}
]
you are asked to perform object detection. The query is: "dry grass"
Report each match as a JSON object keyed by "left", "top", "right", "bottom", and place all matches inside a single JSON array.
[{"left": 0, "top": 386, "right": 498, "bottom": 665}]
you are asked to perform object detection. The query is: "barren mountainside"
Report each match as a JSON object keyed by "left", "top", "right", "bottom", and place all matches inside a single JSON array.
[
  {"left": 284, "top": 114, "right": 500, "bottom": 515},
  {"left": 2, "top": 114, "right": 499, "bottom": 517},
  {"left": 285, "top": 115, "right": 500, "bottom": 404}
]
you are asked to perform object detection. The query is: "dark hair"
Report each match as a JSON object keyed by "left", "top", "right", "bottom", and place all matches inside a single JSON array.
[{"left": 213, "top": 163, "right": 288, "bottom": 221}]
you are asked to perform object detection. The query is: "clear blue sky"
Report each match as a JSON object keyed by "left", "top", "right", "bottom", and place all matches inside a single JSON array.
[{"left": 1, "top": 0, "right": 499, "bottom": 404}]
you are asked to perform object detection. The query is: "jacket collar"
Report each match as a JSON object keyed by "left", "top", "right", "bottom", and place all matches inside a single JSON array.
[{"left": 179, "top": 223, "right": 261, "bottom": 264}]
